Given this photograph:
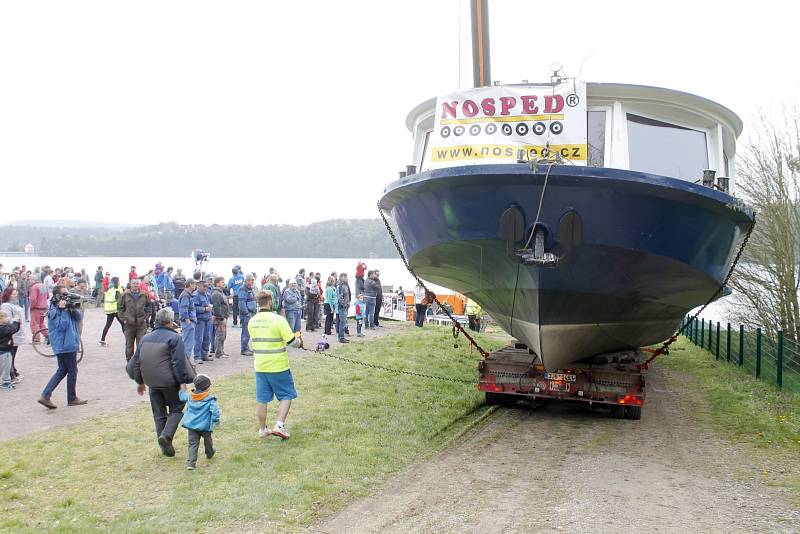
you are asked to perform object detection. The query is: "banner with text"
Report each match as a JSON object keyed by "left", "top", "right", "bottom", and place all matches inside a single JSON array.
[{"left": 429, "top": 82, "right": 587, "bottom": 168}]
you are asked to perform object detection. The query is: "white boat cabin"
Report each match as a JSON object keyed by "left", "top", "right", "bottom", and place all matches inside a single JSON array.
[{"left": 406, "top": 83, "right": 742, "bottom": 193}]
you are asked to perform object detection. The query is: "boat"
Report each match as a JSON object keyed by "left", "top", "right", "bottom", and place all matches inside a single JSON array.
[{"left": 378, "top": 3, "right": 754, "bottom": 371}]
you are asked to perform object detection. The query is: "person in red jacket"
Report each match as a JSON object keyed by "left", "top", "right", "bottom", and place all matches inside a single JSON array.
[
  {"left": 128, "top": 266, "right": 138, "bottom": 281},
  {"left": 29, "top": 275, "right": 50, "bottom": 342}
]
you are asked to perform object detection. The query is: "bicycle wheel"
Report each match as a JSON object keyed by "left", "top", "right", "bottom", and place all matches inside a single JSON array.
[
  {"left": 32, "top": 329, "right": 55, "bottom": 357},
  {"left": 32, "top": 328, "right": 85, "bottom": 363}
]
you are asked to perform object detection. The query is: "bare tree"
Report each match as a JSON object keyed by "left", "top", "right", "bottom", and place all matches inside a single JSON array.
[{"left": 730, "top": 107, "right": 800, "bottom": 339}]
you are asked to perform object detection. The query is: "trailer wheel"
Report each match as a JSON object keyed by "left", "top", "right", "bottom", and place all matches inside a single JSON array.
[
  {"left": 624, "top": 406, "right": 642, "bottom": 420},
  {"left": 609, "top": 405, "right": 626, "bottom": 419}
]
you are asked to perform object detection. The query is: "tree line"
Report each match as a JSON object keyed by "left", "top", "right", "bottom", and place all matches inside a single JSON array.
[{"left": 0, "top": 219, "right": 399, "bottom": 258}]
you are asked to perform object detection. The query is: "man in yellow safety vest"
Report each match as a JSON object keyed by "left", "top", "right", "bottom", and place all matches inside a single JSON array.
[
  {"left": 465, "top": 298, "right": 482, "bottom": 332},
  {"left": 248, "top": 290, "right": 303, "bottom": 439}
]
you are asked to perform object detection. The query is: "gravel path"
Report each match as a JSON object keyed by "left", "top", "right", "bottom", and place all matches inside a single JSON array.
[
  {"left": 1, "top": 307, "right": 402, "bottom": 442},
  {"left": 313, "top": 365, "right": 800, "bottom": 533}
]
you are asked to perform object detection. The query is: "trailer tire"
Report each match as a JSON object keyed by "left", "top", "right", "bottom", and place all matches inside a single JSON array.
[
  {"left": 610, "top": 405, "right": 626, "bottom": 419},
  {"left": 624, "top": 406, "right": 642, "bottom": 420}
]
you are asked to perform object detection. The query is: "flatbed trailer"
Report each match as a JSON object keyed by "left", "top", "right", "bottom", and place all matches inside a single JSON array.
[{"left": 478, "top": 343, "right": 646, "bottom": 419}]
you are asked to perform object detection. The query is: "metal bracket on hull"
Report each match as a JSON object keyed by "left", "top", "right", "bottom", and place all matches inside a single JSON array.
[{"left": 499, "top": 205, "right": 583, "bottom": 267}]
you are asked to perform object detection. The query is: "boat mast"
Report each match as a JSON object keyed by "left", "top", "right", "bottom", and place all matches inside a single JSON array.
[{"left": 470, "top": 0, "right": 491, "bottom": 87}]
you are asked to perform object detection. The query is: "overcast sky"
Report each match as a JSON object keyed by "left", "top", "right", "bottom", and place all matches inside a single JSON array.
[{"left": 1, "top": 0, "right": 798, "bottom": 226}]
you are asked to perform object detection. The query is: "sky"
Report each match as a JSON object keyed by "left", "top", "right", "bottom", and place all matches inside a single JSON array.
[{"left": 1, "top": 0, "right": 798, "bottom": 226}]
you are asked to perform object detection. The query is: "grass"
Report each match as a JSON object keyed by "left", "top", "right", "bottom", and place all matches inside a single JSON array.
[
  {"left": 662, "top": 337, "right": 800, "bottom": 502},
  {"left": 0, "top": 324, "right": 509, "bottom": 533}
]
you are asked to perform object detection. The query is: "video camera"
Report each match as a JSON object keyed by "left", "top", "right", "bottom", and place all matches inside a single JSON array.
[
  {"left": 55, "top": 292, "right": 83, "bottom": 310},
  {"left": 193, "top": 249, "right": 210, "bottom": 263}
]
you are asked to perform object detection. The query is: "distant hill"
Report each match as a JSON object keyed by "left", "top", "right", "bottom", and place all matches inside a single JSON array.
[
  {"left": 5, "top": 220, "right": 141, "bottom": 230},
  {"left": 0, "top": 219, "right": 399, "bottom": 258}
]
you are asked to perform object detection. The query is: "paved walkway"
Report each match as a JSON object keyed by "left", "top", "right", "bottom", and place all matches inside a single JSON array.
[{"left": 1, "top": 307, "right": 403, "bottom": 442}]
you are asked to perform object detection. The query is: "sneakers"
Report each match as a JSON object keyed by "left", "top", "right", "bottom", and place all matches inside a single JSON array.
[
  {"left": 98, "top": 340, "right": 108, "bottom": 347},
  {"left": 338, "top": 338, "right": 350, "bottom": 343},
  {"left": 158, "top": 435, "right": 175, "bottom": 457},
  {"left": 38, "top": 397, "right": 57, "bottom": 409},
  {"left": 186, "top": 464, "right": 195, "bottom": 470},
  {"left": 68, "top": 398, "right": 88, "bottom": 406},
  {"left": 1, "top": 383, "right": 15, "bottom": 390},
  {"left": 271, "top": 425, "right": 290, "bottom": 439},
  {"left": 196, "top": 359, "right": 204, "bottom": 365},
  {"left": 258, "top": 427, "right": 271, "bottom": 438},
  {"left": 241, "top": 350, "right": 254, "bottom": 356},
  {"left": 357, "top": 333, "right": 365, "bottom": 337}
]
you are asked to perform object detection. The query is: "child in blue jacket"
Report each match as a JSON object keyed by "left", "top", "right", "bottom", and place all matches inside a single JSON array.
[
  {"left": 180, "top": 374, "right": 220, "bottom": 470},
  {"left": 354, "top": 293, "right": 366, "bottom": 338}
]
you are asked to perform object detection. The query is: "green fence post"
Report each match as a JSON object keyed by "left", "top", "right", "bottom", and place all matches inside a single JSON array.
[
  {"left": 738, "top": 325, "right": 744, "bottom": 367},
  {"left": 726, "top": 323, "right": 731, "bottom": 362},
  {"left": 693, "top": 318, "right": 698, "bottom": 344},
  {"left": 756, "top": 328, "right": 762, "bottom": 379},
  {"left": 708, "top": 320, "right": 713, "bottom": 351},
  {"left": 701, "top": 319, "right": 705, "bottom": 347},
  {"left": 777, "top": 330, "right": 784, "bottom": 388},
  {"left": 715, "top": 322, "right": 721, "bottom": 360}
]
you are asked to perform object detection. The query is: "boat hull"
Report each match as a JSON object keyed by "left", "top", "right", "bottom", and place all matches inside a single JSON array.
[{"left": 380, "top": 164, "right": 754, "bottom": 370}]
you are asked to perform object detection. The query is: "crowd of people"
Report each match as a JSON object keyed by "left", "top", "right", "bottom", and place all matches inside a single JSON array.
[{"left": 0, "top": 259, "right": 437, "bottom": 469}]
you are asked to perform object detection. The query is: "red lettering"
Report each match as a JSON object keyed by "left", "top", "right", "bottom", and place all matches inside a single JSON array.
[
  {"left": 462, "top": 100, "right": 479, "bottom": 118},
  {"left": 441, "top": 101, "right": 458, "bottom": 119},
  {"left": 544, "top": 95, "right": 564, "bottom": 113},
  {"left": 481, "top": 98, "right": 496, "bottom": 116},
  {"left": 521, "top": 95, "right": 538, "bottom": 114},
  {"left": 499, "top": 96, "right": 516, "bottom": 116}
]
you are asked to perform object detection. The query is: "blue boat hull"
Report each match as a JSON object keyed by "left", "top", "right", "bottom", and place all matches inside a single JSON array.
[{"left": 380, "top": 164, "right": 754, "bottom": 370}]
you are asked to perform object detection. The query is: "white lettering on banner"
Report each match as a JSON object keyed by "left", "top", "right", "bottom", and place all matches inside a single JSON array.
[{"left": 428, "top": 82, "right": 587, "bottom": 169}]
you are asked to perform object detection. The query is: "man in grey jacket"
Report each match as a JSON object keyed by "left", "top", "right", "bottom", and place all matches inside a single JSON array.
[
  {"left": 126, "top": 308, "right": 195, "bottom": 457},
  {"left": 336, "top": 273, "right": 351, "bottom": 344},
  {"left": 210, "top": 276, "right": 229, "bottom": 358}
]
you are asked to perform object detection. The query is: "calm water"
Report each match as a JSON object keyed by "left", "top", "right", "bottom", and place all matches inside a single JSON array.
[{"left": 0, "top": 256, "right": 452, "bottom": 294}]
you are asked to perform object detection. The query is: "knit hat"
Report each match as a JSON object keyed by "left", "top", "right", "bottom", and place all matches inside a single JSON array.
[{"left": 193, "top": 374, "right": 211, "bottom": 392}]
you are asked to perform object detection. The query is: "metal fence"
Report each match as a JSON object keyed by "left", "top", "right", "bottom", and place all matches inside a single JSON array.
[{"left": 681, "top": 316, "right": 800, "bottom": 393}]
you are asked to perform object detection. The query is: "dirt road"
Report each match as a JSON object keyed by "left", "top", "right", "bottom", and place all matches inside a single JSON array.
[
  {"left": 1, "top": 307, "right": 401, "bottom": 442},
  {"left": 314, "top": 365, "right": 800, "bottom": 533}
]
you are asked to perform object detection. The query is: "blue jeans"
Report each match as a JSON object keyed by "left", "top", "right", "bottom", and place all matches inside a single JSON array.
[
  {"left": 240, "top": 315, "right": 251, "bottom": 352},
  {"left": 18, "top": 295, "right": 30, "bottom": 321},
  {"left": 181, "top": 321, "right": 196, "bottom": 359},
  {"left": 336, "top": 307, "right": 348, "bottom": 341},
  {"left": 364, "top": 296, "right": 376, "bottom": 328},
  {"left": 42, "top": 352, "right": 78, "bottom": 403},
  {"left": 195, "top": 319, "right": 211, "bottom": 359},
  {"left": 209, "top": 318, "right": 216, "bottom": 351},
  {"left": 285, "top": 309, "right": 301, "bottom": 333}
]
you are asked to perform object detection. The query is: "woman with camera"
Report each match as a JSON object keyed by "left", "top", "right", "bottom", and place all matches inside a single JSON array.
[{"left": 37, "top": 285, "right": 87, "bottom": 409}]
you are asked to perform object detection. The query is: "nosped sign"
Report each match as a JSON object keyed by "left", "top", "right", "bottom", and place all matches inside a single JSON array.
[{"left": 429, "top": 82, "right": 587, "bottom": 168}]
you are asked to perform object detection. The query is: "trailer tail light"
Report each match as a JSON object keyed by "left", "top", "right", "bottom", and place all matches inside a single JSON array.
[{"left": 617, "top": 395, "right": 643, "bottom": 406}]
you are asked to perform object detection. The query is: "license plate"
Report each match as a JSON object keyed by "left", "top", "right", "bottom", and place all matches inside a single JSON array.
[
  {"left": 549, "top": 381, "right": 571, "bottom": 392},
  {"left": 544, "top": 372, "right": 576, "bottom": 382}
]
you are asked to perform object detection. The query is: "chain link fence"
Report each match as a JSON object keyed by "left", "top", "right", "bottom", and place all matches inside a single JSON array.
[{"left": 681, "top": 316, "right": 800, "bottom": 393}]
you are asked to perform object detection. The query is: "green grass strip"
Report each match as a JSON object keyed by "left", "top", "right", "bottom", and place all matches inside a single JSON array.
[{"left": 0, "top": 325, "right": 507, "bottom": 533}]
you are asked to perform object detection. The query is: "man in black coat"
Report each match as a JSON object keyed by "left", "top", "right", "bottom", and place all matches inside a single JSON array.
[{"left": 126, "top": 307, "right": 196, "bottom": 457}]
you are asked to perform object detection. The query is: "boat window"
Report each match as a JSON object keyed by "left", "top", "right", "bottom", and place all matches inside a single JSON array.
[
  {"left": 626, "top": 113, "right": 708, "bottom": 182},
  {"left": 588, "top": 111, "right": 606, "bottom": 167},
  {"left": 419, "top": 130, "right": 433, "bottom": 172}
]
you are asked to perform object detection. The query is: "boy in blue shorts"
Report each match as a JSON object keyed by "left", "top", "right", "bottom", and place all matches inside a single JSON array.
[{"left": 248, "top": 290, "right": 303, "bottom": 439}]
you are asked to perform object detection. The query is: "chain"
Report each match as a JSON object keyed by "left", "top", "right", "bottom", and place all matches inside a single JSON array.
[
  {"left": 302, "top": 346, "right": 476, "bottom": 384},
  {"left": 377, "top": 202, "right": 491, "bottom": 357},
  {"left": 640, "top": 212, "right": 756, "bottom": 368}
]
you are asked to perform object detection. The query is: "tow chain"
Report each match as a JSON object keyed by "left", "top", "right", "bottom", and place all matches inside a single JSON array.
[
  {"left": 377, "top": 201, "right": 490, "bottom": 358},
  {"left": 639, "top": 212, "right": 756, "bottom": 369},
  {"left": 300, "top": 345, "right": 475, "bottom": 385}
]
